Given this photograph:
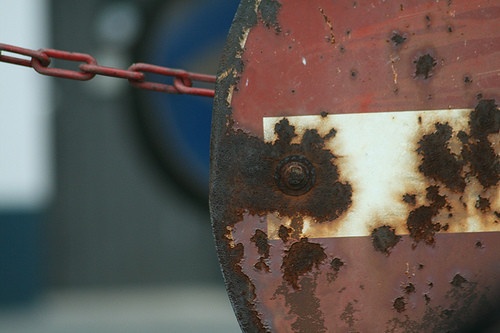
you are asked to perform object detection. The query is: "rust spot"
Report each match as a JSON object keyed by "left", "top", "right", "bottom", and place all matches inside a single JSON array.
[
  {"left": 282, "top": 238, "right": 327, "bottom": 289},
  {"left": 327, "top": 257, "right": 344, "bottom": 282},
  {"left": 251, "top": 230, "right": 271, "bottom": 272},
  {"left": 330, "top": 257, "right": 344, "bottom": 272},
  {"left": 250, "top": 229, "right": 270, "bottom": 258},
  {"left": 462, "top": 99, "right": 500, "bottom": 188},
  {"left": 214, "top": 236, "right": 268, "bottom": 331},
  {"left": 404, "top": 283, "right": 416, "bottom": 294},
  {"left": 425, "top": 185, "right": 447, "bottom": 209},
  {"left": 371, "top": 225, "right": 401, "bottom": 254},
  {"left": 324, "top": 128, "right": 337, "bottom": 140},
  {"left": 402, "top": 193, "right": 416, "bottom": 205},
  {"left": 406, "top": 186, "right": 448, "bottom": 245},
  {"left": 274, "top": 117, "right": 297, "bottom": 144},
  {"left": 457, "top": 130, "right": 468, "bottom": 144},
  {"left": 475, "top": 196, "right": 491, "bottom": 212},
  {"left": 279, "top": 119, "right": 353, "bottom": 219},
  {"left": 451, "top": 273, "right": 468, "bottom": 288},
  {"left": 414, "top": 54, "right": 436, "bottom": 79},
  {"left": 387, "top": 276, "right": 493, "bottom": 331},
  {"left": 391, "top": 32, "right": 406, "bottom": 46},
  {"left": 258, "top": 0, "right": 282, "bottom": 32},
  {"left": 417, "top": 123, "right": 465, "bottom": 192},
  {"left": 254, "top": 259, "right": 270, "bottom": 272},
  {"left": 278, "top": 224, "right": 292, "bottom": 242},
  {"left": 274, "top": 277, "right": 327, "bottom": 333},
  {"left": 469, "top": 99, "right": 499, "bottom": 138},
  {"left": 290, "top": 216, "right": 304, "bottom": 239},
  {"left": 213, "top": 117, "right": 352, "bottom": 229},
  {"left": 425, "top": 15, "right": 431, "bottom": 28},
  {"left": 339, "top": 302, "right": 359, "bottom": 328},
  {"left": 318, "top": 8, "right": 336, "bottom": 45},
  {"left": 393, "top": 297, "right": 406, "bottom": 313}
]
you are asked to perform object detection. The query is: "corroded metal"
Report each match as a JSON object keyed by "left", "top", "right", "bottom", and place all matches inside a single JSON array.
[
  {"left": 265, "top": 108, "right": 500, "bottom": 240},
  {"left": 210, "top": 0, "right": 500, "bottom": 331},
  {"left": 275, "top": 155, "right": 315, "bottom": 196},
  {"left": 0, "top": 43, "right": 216, "bottom": 96}
]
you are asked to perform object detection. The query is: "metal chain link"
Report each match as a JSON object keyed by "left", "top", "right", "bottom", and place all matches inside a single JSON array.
[{"left": 0, "top": 43, "right": 216, "bottom": 97}]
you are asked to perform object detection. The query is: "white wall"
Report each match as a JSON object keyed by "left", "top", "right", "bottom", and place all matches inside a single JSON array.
[{"left": 0, "top": 0, "right": 52, "bottom": 210}]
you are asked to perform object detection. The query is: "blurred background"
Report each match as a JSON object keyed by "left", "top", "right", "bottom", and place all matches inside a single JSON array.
[{"left": 0, "top": 0, "right": 241, "bottom": 332}]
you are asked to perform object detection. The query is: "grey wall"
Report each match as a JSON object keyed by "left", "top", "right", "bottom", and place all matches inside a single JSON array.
[{"left": 47, "top": 0, "right": 223, "bottom": 287}]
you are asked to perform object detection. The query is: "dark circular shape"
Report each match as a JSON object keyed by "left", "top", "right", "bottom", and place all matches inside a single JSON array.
[
  {"left": 132, "top": 0, "right": 239, "bottom": 206},
  {"left": 275, "top": 155, "right": 315, "bottom": 196}
]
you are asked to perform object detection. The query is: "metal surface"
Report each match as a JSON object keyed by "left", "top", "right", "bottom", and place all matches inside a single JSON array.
[
  {"left": 0, "top": 43, "right": 216, "bottom": 96},
  {"left": 210, "top": 0, "right": 500, "bottom": 332}
]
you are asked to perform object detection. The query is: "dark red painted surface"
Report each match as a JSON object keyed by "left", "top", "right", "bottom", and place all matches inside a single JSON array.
[
  {"left": 210, "top": 0, "right": 500, "bottom": 331},
  {"left": 231, "top": 0, "right": 500, "bottom": 137}
]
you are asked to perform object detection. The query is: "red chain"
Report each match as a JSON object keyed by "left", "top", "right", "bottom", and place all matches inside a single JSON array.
[{"left": 0, "top": 43, "right": 216, "bottom": 97}]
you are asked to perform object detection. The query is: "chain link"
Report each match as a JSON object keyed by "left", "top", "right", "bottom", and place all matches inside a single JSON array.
[{"left": 0, "top": 43, "right": 215, "bottom": 97}]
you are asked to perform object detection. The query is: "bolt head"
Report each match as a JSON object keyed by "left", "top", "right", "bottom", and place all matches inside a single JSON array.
[{"left": 275, "top": 155, "right": 315, "bottom": 196}]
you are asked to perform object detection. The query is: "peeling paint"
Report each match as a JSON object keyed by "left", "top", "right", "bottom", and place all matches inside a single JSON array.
[
  {"left": 239, "top": 27, "right": 251, "bottom": 52},
  {"left": 274, "top": 277, "right": 327, "bottom": 333},
  {"left": 339, "top": 301, "right": 359, "bottom": 328},
  {"left": 281, "top": 238, "right": 327, "bottom": 289},
  {"left": 371, "top": 225, "right": 401, "bottom": 254},
  {"left": 217, "top": 67, "right": 235, "bottom": 81},
  {"left": 386, "top": 276, "right": 493, "bottom": 332},
  {"left": 264, "top": 105, "right": 500, "bottom": 240},
  {"left": 211, "top": 0, "right": 500, "bottom": 331},
  {"left": 318, "top": 7, "right": 336, "bottom": 45},
  {"left": 414, "top": 53, "right": 437, "bottom": 79}
]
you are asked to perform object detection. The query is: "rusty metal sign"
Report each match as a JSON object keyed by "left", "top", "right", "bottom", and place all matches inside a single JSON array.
[{"left": 210, "top": 0, "right": 499, "bottom": 332}]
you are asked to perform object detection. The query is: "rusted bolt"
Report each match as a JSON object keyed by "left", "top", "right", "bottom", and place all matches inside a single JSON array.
[{"left": 275, "top": 155, "right": 315, "bottom": 196}]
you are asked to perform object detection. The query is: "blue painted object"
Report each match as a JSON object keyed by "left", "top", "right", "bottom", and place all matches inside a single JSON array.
[
  {"left": 0, "top": 211, "right": 42, "bottom": 305},
  {"left": 144, "top": 0, "right": 239, "bottom": 197}
]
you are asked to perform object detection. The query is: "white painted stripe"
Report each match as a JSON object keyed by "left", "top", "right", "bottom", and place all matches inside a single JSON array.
[{"left": 264, "top": 109, "right": 499, "bottom": 239}]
